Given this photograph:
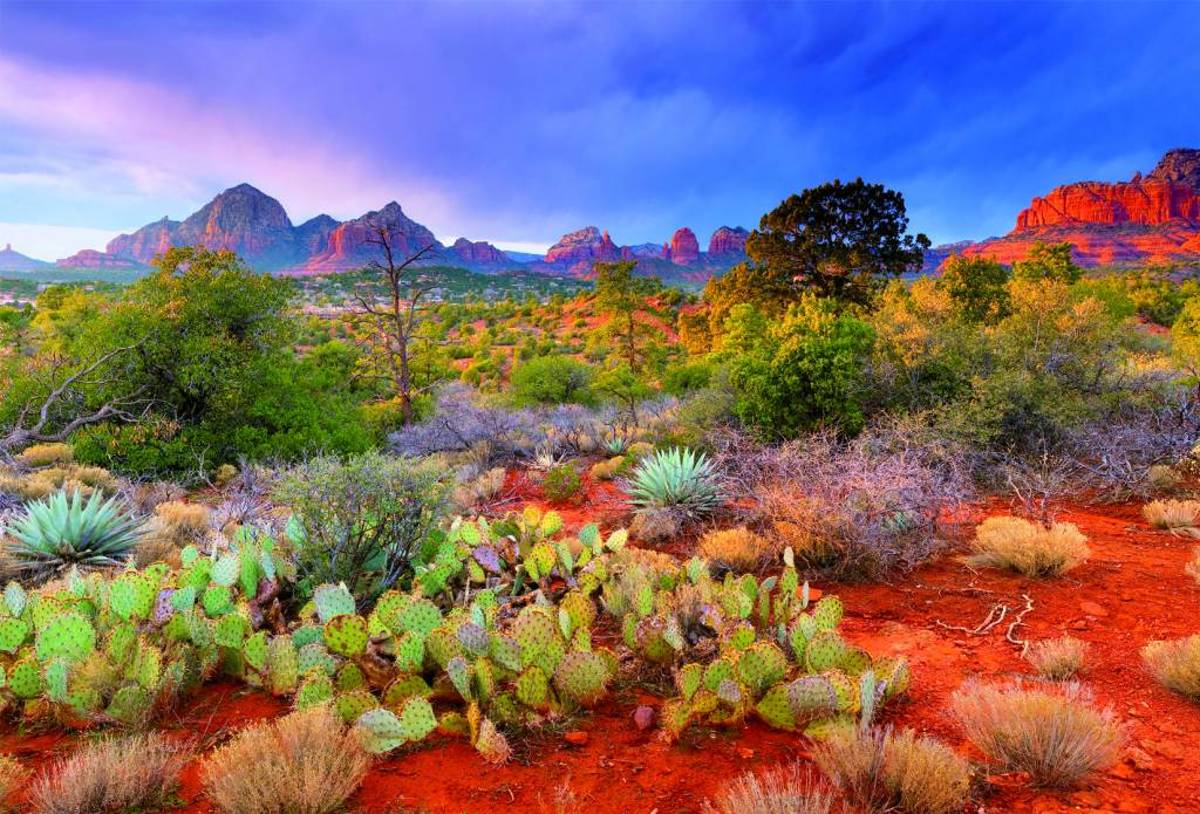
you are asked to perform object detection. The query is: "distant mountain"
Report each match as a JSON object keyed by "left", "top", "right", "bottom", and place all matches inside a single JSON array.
[
  {"left": 531, "top": 223, "right": 749, "bottom": 282},
  {"left": 57, "top": 184, "right": 516, "bottom": 274},
  {"left": 0, "top": 243, "right": 51, "bottom": 272},
  {"left": 953, "top": 148, "right": 1200, "bottom": 268}
]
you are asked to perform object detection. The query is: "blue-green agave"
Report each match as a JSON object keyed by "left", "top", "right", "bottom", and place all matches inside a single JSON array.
[
  {"left": 5, "top": 489, "right": 142, "bottom": 576},
  {"left": 626, "top": 447, "right": 723, "bottom": 517}
]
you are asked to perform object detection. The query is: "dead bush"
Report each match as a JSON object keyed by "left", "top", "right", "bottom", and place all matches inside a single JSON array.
[
  {"left": 966, "top": 516, "right": 1089, "bottom": 577},
  {"left": 1026, "top": 636, "right": 1088, "bottom": 680},
  {"left": 813, "top": 728, "right": 970, "bottom": 814},
  {"left": 200, "top": 706, "right": 369, "bottom": 814},
  {"left": 451, "top": 466, "right": 507, "bottom": 512},
  {"left": 0, "top": 754, "right": 28, "bottom": 812},
  {"left": 1143, "top": 499, "right": 1200, "bottom": 533},
  {"left": 699, "top": 527, "right": 771, "bottom": 574},
  {"left": 630, "top": 507, "right": 680, "bottom": 543},
  {"left": 1142, "top": 634, "right": 1200, "bottom": 700},
  {"left": 29, "top": 732, "right": 188, "bottom": 814},
  {"left": 702, "top": 763, "right": 835, "bottom": 814},
  {"left": 950, "top": 681, "right": 1123, "bottom": 788}
]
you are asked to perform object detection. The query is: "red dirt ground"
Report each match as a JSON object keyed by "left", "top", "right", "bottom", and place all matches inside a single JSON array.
[{"left": 4, "top": 501, "right": 1199, "bottom": 813}]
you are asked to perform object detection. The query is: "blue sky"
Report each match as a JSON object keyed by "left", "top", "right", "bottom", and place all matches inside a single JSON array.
[{"left": 0, "top": 0, "right": 1197, "bottom": 260}]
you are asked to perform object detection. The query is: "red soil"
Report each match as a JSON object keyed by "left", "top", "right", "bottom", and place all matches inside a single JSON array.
[{"left": 4, "top": 502, "right": 1199, "bottom": 813}]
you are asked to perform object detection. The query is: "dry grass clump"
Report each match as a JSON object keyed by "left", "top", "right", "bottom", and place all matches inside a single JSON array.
[
  {"left": 16, "top": 442, "right": 74, "bottom": 467},
  {"left": 0, "top": 754, "right": 28, "bottom": 812},
  {"left": 201, "top": 706, "right": 370, "bottom": 814},
  {"left": 1187, "top": 548, "right": 1200, "bottom": 584},
  {"left": 1142, "top": 634, "right": 1200, "bottom": 700},
  {"left": 135, "top": 500, "right": 212, "bottom": 567},
  {"left": 965, "top": 516, "right": 1089, "bottom": 577},
  {"left": 702, "top": 763, "right": 835, "bottom": 814},
  {"left": 451, "top": 466, "right": 507, "bottom": 511},
  {"left": 1026, "top": 636, "right": 1088, "bottom": 680},
  {"left": 950, "top": 681, "right": 1123, "bottom": 788},
  {"left": 699, "top": 526, "right": 771, "bottom": 574},
  {"left": 29, "top": 732, "right": 188, "bottom": 814},
  {"left": 1142, "top": 499, "right": 1200, "bottom": 533},
  {"left": 630, "top": 507, "right": 680, "bottom": 543},
  {"left": 589, "top": 455, "right": 626, "bottom": 481},
  {"left": 813, "top": 728, "right": 970, "bottom": 814}
]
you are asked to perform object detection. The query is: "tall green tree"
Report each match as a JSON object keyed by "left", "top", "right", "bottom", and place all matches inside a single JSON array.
[{"left": 593, "top": 261, "right": 661, "bottom": 371}]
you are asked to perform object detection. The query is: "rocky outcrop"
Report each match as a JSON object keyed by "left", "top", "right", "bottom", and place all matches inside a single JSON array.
[
  {"left": 664, "top": 227, "right": 700, "bottom": 265},
  {"left": 304, "top": 202, "right": 442, "bottom": 274},
  {"left": 0, "top": 243, "right": 50, "bottom": 271},
  {"left": 544, "top": 227, "right": 622, "bottom": 272},
  {"left": 172, "top": 184, "right": 300, "bottom": 266},
  {"left": 295, "top": 214, "right": 339, "bottom": 255},
  {"left": 106, "top": 217, "right": 178, "bottom": 264},
  {"left": 55, "top": 249, "right": 145, "bottom": 270},
  {"left": 449, "top": 237, "right": 508, "bottom": 266},
  {"left": 960, "top": 148, "right": 1200, "bottom": 268},
  {"left": 707, "top": 226, "right": 749, "bottom": 257}
]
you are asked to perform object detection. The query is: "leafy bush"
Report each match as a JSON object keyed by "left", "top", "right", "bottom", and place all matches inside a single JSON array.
[
  {"left": 511, "top": 355, "right": 595, "bottom": 406},
  {"left": 1026, "top": 636, "right": 1087, "bottom": 680},
  {"left": 5, "top": 489, "right": 141, "bottom": 579},
  {"left": 950, "top": 681, "right": 1123, "bottom": 788},
  {"left": 626, "top": 446, "right": 723, "bottom": 519},
  {"left": 966, "top": 516, "right": 1089, "bottom": 577},
  {"left": 813, "top": 728, "right": 971, "bottom": 814},
  {"left": 274, "top": 452, "right": 448, "bottom": 605},
  {"left": 30, "top": 733, "right": 187, "bottom": 814},
  {"left": 1142, "top": 634, "right": 1200, "bottom": 700},
  {"left": 200, "top": 707, "right": 369, "bottom": 814},
  {"left": 542, "top": 464, "right": 582, "bottom": 503},
  {"left": 702, "top": 764, "right": 834, "bottom": 814}
]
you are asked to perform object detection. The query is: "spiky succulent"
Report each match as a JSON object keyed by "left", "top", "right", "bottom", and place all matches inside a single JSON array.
[
  {"left": 626, "top": 447, "right": 723, "bottom": 518},
  {"left": 4, "top": 489, "right": 141, "bottom": 577}
]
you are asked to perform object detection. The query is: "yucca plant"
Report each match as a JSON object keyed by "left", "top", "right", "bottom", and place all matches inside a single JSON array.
[
  {"left": 4, "top": 489, "right": 142, "bottom": 578},
  {"left": 626, "top": 446, "right": 723, "bottom": 518}
]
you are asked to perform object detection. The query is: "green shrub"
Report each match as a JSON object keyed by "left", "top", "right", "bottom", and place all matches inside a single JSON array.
[
  {"left": 541, "top": 464, "right": 582, "bottom": 503},
  {"left": 510, "top": 355, "right": 595, "bottom": 406},
  {"left": 274, "top": 452, "right": 448, "bottom": 605},
  {"left": 5, "top": 489, "right": 141, "bottom": 580}
]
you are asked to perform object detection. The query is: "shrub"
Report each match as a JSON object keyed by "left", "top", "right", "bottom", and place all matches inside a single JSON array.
[
  {"left": 451, "top": 467, "right": 507, "bottom": 512},
  {"left": 542, "top": 464, "right": 583, "bottom": 503},
  {"left": 511, "top": 355, "right": 595, "bottom": 406},
  {"left": 698, "top": 527, "right": 770, "bottom": 573},
  {"left": 391, "top": 383, "right": 542, "bottom": 460},
  {"left": 1142, "top": 635, "right": 1200, "bottom": 700},
  {"left": 1026, "top": 636, "right": 1088, "bottom": 680},
  {"left": 29, "top": 733, "right": 187, "bottom": 814},
  {"left": 201, "top": 706, "right": 369, "bottom": 814},
  {"left": 0, "top": 755, "right": 27, "bottom": 813},
  {"left": 966, "top": 516, "right": 1089, "bottom": 577},
  {"left": 1143, "top": 499, "right": 1200, "bottom": 532},
  {"left": 813, "top": 728, "right": 971, "bottom": 814},
  {"left": 16, "top": 442, "right": 74, "bottom": 467},
  {"left": 702, "top": 764, "right": 834, "bottom": 814},
  {"left": 629, "top": 507, "right": 680, "bottom": 543},
  {"left": 589, "top": 455, "right": 627, "bottom": 481},
  {"left": 5, "top": 489, "right": 142, "bottom": 580},
  {"left": 950, "top": 682, "right": 1123, "bottom": 787},
  {"left": 626, "top": 447, "right": 723, "bottom": 519},
  {"left": 274, "top": 452, "right": 448, "bottom": 605}
]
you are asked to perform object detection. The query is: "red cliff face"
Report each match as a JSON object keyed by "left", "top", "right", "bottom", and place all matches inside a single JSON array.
[
  {"left": 707, "top": 225, "right": 749, "bottom": 257},
  {"left": 544, "top": 226, "right": 622, "bottom": 272},
  {"left": 107, "top": 217, "right": 178, "bottom": 264},
  {"left": 303, "top": 202, "right": 442, "bottom": 273},
  {"left": 961, "top": 148, "right": 1200, "bottom": 268},
  {"left": 664, "top": 227, "right": 700, "bottom": 265},
  {"left": 450, "top": 238, "right": 508, "bottom": 266},
  {"left": 56, "top": 249, "right": 145, "bottom": 270}
]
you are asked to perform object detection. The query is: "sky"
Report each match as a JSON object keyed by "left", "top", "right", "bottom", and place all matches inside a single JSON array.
[{"left": 0, "top": 1, "right": 1197, "bottom": 261}]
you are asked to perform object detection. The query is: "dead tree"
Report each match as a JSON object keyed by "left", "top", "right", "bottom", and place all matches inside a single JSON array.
[
  {"left": 351, "top": 223, "right": 439, "bottom": 424},
  {"left": 0, "top": 344, "right": 150, "bottom": 457}
]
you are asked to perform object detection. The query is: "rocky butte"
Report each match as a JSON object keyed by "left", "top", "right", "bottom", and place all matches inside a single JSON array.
[{"left": 957, "top": 148, "right": 1200, "bottom": 267}]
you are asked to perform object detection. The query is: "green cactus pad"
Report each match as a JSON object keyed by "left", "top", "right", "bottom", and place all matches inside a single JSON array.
[
  {"left": 437, "top": 711, "right": 470, "bottom": 737},
  {"left": 838, "top": 646, "right": 873, "bottom": 676},
  {"left": 805, "top": 630, "right": 846, "bottom": 673},
  {"left": 3, "top": 581, "right": 27, "bottom": 617},
  {"left": 382, "top": 674, "right": 431, "bottom": 707},
  {"left": 755, "top": 683, "right": 796, "bottom": 730},
  {"left": 787, "top": 675, "right": 838, "bottom": 722},
  {"left": 202, "top": 585, "right": 234, "bottom": 617},
  {"left": 335, "top": 662, "right": 366, "bottom": 692},
  {"left": 106, "top": 684, "right": 153, "bottom": 724},
  {"left": 396, "top": 599, "right": 441, "bottom": 638},
  {"left": 0, "top": 617, "right": 29, "bottom": 654},
  {"left": 446, "top": 656, "right": 474, "bottom": 701},
  {"left": 660, "top": 698, "right": 694, "bottom": 741},
  {"left": 291, "top": 624, "right": 324, "bottom": 648},
  {"left": 395, "top": 632, "right": 426, "bottom": 674},
  {"left": 703, "top": 657, "right": 735, "bottom": 692},
  {"left": 9, "top": 657, "right": 42, "bottom": 699},
  {"left": 35, "top": 611, "right": 96, "bottom": 664},
  {"left": 875, "top": 657, "right": 911, "bottom": 700},
  {"left": 734, "top": 642, "right": 788, "bottom": 697},
  {"left": 826, "top": 670, "right": 860, "bottom": 715},
  {"left": 334, "top": 688, "right": 379, "bottom": 723},
  {"left": 295, "top": 674, "right": 334, "bottom": 709},
  {"left": 266, "top": 635, "right": 299, "bottom": 695},
  {"left": 243, "top": 631, "right": 268, "bottom": 672},
  {"left": 354, "top": 707, "right": 409, "bottom": 754},
  {"left": 42, "top": 658, "right": 69, "bottom": 703},
  {"left": 209, "top": 552, "right": 241, "bottom": 587},
  {"left": 803, "top": 714, "right": 857, "bottom": 741},
  {"left": 489, "top": 635, "right": 521, "bottom": 673},
  {"left": 298, "top": 643, "right": 337, "bottom": 677},
  {"left": 108, "top": 573, "right": 155, "bottom": 621},
  {"left": 313, "top": 583, "right": 356, "bottom": 623},
  {"left": 169, "top": 585, "right": 197, "bottom": 612},
  {"left": 676, "top": 662, "right": 703, "bottom": 701},
  {"left": 323, "top": 614, "right": 369, "bottom": 658},
  {"left": 214, "top": 614, "right": 247, "bottom": 649},
  {"left": 514, "top": 666, "right": 550, "bottom": 710},
  {"left": 812, "top": 595, "right": 843, "bottom": 630},
  {"left": 552, "top": 651, "right": 611, "bottom": 707}
]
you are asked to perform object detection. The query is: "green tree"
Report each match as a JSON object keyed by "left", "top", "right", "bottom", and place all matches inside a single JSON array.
[
  {"left": 1011, "top": 241, "right": 1082, "bottom": 284},
  {"left": 593, "top": 261, "right": 660, "bottom": 371},
  {"left": 937, "top": 254, "right": 1011, "bottom": 324},
  {"left": 744, "top": 179, "right": 930, "bottom": 306},
  {"left": 511, "top": 355, "right": 595, "bottom": 406}
]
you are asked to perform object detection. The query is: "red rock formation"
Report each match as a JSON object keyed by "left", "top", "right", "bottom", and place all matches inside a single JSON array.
[
  {"left": 962, "top": 148, "right": 1200, "bottom": 268},
  {"left": 665, "top": 227, "right": 700, "bottom": 265},
  {"left": 450, "top": 238, "right": 509, "bottom": 266},
  {"left": 106, "top": 217, "right": 178, "bottom": 264},
  {"left": 0, "top": 243, "right": 50, "bottom": 271},
  {"left": 303, "top": 202, "right": 442, "bottom": 273},
  {"left": 707, "top": 226, "right": 749, "bottom": 257},
  {"left": 172, "top": 184, "right": 299, "bottom": 266},
  {"left": 544, "top": 226, "right": 622, "bottom": 272},
  {"left": 55, "top": 249, "right": 145, "bottom": 270}
]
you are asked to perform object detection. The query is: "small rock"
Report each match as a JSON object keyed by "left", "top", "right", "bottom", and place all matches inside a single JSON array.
[
  {"left": 737, "top": 747, "right": 755, "bottom": 759},
  {"left": 1071, "top": 620, "right": 1090, "bottom": 631},
  {"left": 633, "top": 705, "right": 655, "bottom": 731},
  {"left": 564, "top": 731, "right": 589, "bottom": 747},
  {"left": 1127, "top": 747, "right": 1155, "bottom": 771},
  {"left": 1108, "top": 761, "right": 1137, "bottom": 780},
  {"left": 1079, "top": 600, "right": 1108, "bottom": 617}
]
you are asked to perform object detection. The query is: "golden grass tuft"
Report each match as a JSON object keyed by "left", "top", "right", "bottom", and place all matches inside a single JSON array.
[
  {"left": 699, "top": 526, "right": 771, "bottom": 573},
  {"left": 16, "top": 443, "right": 74, "bottom": 467},
  {"left": 950, "top": 681, "right": 1123, "bottom": 788},
  {"left": 1142, "top": 634, "right": 1200, "bottom": 700},
  {"left": 134, "top": 500, "right": 212, "bottom": 567},
  {"left": 589, "top": 456, "right": 626, "bottom": 481},
  {"left": 1142, "top": 499, "right": 1200, "bottom": 533},
  {"left": 0, "top": 754, "right": 29, "bottom": 812},
  {"left": 1187, "top": 547, "right": 1200, "bottom": 584},
  {"left": 702, "top": 763, "right": 835, "bottom": 814},
  {"left": 200, "top": 706, "right": 370, "bottom": 814},
  {"left": 965, "top": 515, "right": 1089, "bottom": 577},
  {"left": 630, "top": 507, "right": 680, "bottom": 543},
  {"left": 813, "top": 728, "right": 970, "bottom": 814},
  {"left": 29, "top": 732, "right": 188, "bottom": 814},
  {"left": 1026, "top": 636, "right": 1088, "bottom": 680},
  {"left": 452, "top": 467, "right": 507, "bottom": 511}
]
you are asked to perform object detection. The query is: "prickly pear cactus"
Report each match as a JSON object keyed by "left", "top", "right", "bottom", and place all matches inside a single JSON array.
[
  {"left": 324, "top": 614, "right": 369, "bottom": 658},
  {"left": 313, "top": 583, "right": 356, "bottom": 623},
  {"left": 35, "top": 612, "right": 96, "bottom": 663},
  {"left": 552, "top": 651, "right": 611, "bottom": 707}
]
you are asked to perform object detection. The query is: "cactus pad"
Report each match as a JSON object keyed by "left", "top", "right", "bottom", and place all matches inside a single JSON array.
[
  {"left": 35, "top": 612, "right": 95, "bottom": 663},
  {"left": 812, "top": 595, "right": 843, "bottom": 630},
  {"left": 266, "top": 635, "right": 299, "bottom": 695},
  {"left": 324, "top": 614, "right": 369, "bottom": 658},
  {"left": 552, "top": 651, "right": 611, "bottom": 707},
  {"left": 734, "top": 642, "right": 788, "bottom": 696},
  {"left": 243, "top": 631, "right": 268, "bottom": 672},
  {"left": 755, "top": 683, "right": 795, "bottom": 730},
  {"left": 295, "top": 674, "right": 334, "bottom": 709},
  {"left": 805, "top": 630, "right": 846, "bottom": 673},
  {"left": 0, "top": 618, "right": 29, "bottom": 654},
  {"left": 787, "top": 675, "right": 838, "bottom": 722},
  {"left": 313, "top": 583, "right": 356, "bottom": 623},
  {"left": 473, "top": 717, "right": 512, "bottom": 764},
  {"left": 201, "top": 585, "right": 234, "bottom": 617},
  {"left": 334, "top": 688, "right": 379, "bottom": 723},
  {"left": 298, "top": 643, "right": 337, "bottom": 677},
  {"left": 214, "top": 614, "right": 247, "bottom": 649}
]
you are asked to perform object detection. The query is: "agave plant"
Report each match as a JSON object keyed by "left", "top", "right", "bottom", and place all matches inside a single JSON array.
[
  {"left": 4, "top": 489, "right": 142, "bottom": 577},
  {"left": 626, "top": 447, "right": 723, "bottom": 518}
]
